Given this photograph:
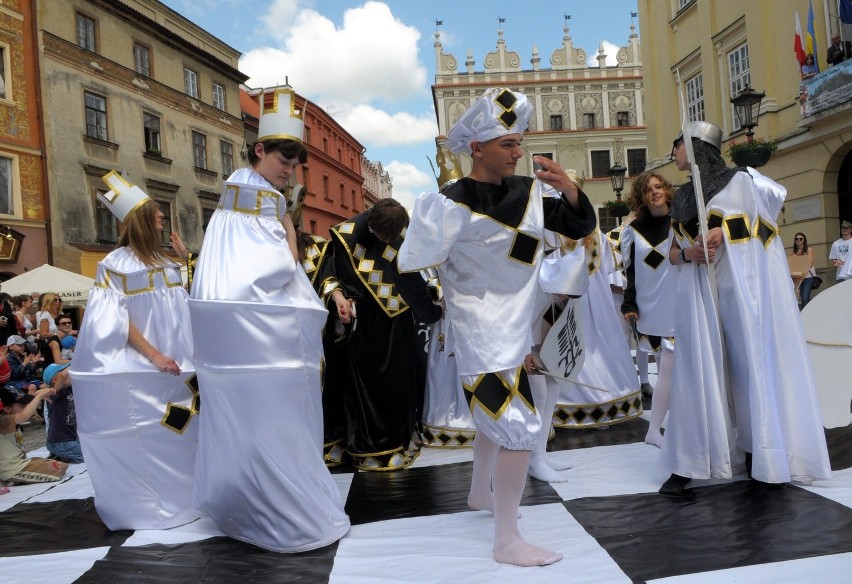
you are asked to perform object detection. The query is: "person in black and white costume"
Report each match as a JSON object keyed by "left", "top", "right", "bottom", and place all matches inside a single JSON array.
[
  {"left": 620, "top": 172, "right": 678, "bottom": 448},
  {"left": 398, "top": 87, "right": 595, "bottom": 566}
]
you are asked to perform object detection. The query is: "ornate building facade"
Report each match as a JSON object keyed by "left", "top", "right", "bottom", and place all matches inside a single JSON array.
[
  {"left": 638, "top": 0, "right": 852, "bottom": 286},
  {"left": 37, "top": 0, "right": 246, "bottom": 275},
  {"left": 433, "top": 23, "right": 646, "bottom": 232},
  {"left": 0, "top": 0, "right": 49, "bottom": 277},
  {"left": 361, "top": 158, "right": 391, "bottom": 205}
]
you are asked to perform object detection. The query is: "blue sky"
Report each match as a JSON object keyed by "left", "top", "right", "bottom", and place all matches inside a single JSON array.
[{"left": 160, "top": 0, "right": 639, "bottom": 205}]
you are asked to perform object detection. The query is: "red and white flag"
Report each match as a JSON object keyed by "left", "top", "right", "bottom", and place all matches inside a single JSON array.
[{"left": 794, "top": 11, "right": 807, "bottom": 66}]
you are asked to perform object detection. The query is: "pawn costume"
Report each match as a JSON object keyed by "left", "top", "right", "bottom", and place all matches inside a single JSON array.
[
  {"left": 301, "top": 234, "right": 348, "bottom": 466},
  {"left": 188, "top": 87, "right": 349, "bottom": 553},
  {"left": 661, "top": 123, "right": 831, "bottom": 484},
  {"left": 551, "top": 231, "right": 643, "bottom": 428},
  {"left": 620, "top": 212, "right": 677, "bottom": 354},
  {"left": 329, "top": 212, "right": 442, "bottom": 470},
  {"left": 71, "top": 172, "right": 198, "bottom": 530}
]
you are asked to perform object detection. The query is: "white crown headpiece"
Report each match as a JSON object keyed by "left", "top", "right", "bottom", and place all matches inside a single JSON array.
[
  {"left": 258, "top": 86, "right": 304, "bottom": 143},
  {"left": 98, "top": 171, "right": 151, "bottom": 222}
]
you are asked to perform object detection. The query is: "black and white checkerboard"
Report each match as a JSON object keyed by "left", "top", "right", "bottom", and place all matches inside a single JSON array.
[{"left": 3, "top": 410, "right": 852, "bottom": 584}]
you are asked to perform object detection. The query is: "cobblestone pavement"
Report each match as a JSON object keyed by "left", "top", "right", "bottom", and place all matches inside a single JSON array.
[{"left": 19, "top": 418, "right": 47, "bottom": 452}]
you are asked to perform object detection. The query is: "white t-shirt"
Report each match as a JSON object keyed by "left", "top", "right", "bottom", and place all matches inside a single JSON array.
[{"left": 829, "top": 237, "right": 852, "bottom": 280}]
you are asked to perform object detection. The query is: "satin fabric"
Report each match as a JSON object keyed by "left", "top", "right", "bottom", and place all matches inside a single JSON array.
[
  {"left": 662, "top": 168, "right": 831, "bottom": 484},
  {"left": 421, "top": 319, "right": 476, "bottom": 447},
  {"left": 553, "top": 231, "right": 642, "bottom": 426},
  {"left": 189, "top": 167, "right": 349, "bottom": 552},
  {"left": 620, "top": 221, "right": 677, "bottom": 337},
  {"left": 70, "top": 247, "right": 198, "bottom": 530}
]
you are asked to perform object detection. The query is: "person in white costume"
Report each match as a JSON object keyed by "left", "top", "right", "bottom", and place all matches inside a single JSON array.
[
  {"left": 189, "top": 86, "right": 349, "bottom": 552},
  {"left": 550, "top": 231, "right": 642, "bottom": 429},
  {"left": 620, "top": 172, "right": 678, "bottom": 448},
  {"left": 70, "top": 172, "right": 198, "bottom": 530},
  {"left": 661, "top": 121, "right": 831, "bottom": 496},
  {"left": 607, "top": 222, "right": 655, "bottom": 399},
  {"left": 398, "top": 87, "right": 596, "bottom": 566}
]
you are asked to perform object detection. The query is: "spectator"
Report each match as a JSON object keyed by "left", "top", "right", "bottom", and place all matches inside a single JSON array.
[
  {"left": 0, "top": 292, "right": 17, "bottom": 344},
  {"left": 59, "top": 334, "right": 76, "bottom": 361},
  {"left": 42, "top": 363, "right": 82, "bottom": 464},
  {"left": 828, "top": 33, "right": 849, "bottom": 66},
  {"left": 41, "top": 314, "right": 73, "bottom": 368},
  {"left": 13, "top": 295, "right": 37, "bottom": 339},
  {"left": 829, "top": 220, "right": 852, "bottom": 282},
  {"left": 790, "top": 232, "right": 816, "bottom": 308},
  {"left": 5, "top": 335, "right": 44, "bottom": 397},
  {"left": 0, "top": 385, "right": 68, "bottom": 484},
  {"left": 35, "top": 292, "right": 62, "bottom": 337},
  {"left": 801, "top": 54, "right": 818, "bottom": 79}
]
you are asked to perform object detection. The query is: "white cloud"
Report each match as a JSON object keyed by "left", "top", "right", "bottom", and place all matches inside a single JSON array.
[
  {"left": 241, "top": 1, "right": 427, "bottom": 104},
  {"left": 601, "top": 41, "right": 621, "bottom": 66},
  {"left": 336, "top": 105, "right": 437, "bottom": 148},
  {"left": 385, "top": 160, "right": 434, "bottom": 212}
]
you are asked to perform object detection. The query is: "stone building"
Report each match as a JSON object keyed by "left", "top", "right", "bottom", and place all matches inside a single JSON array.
[
  {"left": 638, "top": 0, "right": 852, "bottom": 286},
  {"left": 0, "top": 0, "right": 50, "bottom": 277},
  {"left": 36, "top": 0, "right": 246, "bottom": 275},
  {"left": 362, "top": 158, "right": 391, "bottom": 205},
  {"left": 433, "top": 22, "right": 646, "bottom": 232}
]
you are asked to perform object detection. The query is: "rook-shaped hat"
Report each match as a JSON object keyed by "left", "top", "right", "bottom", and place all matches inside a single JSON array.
[
  {"left": 257, "top": 86, "right": 304, "bottom": 143},
  {"left": 98, "top": 171, "right": 151, "bottom": 222},
  {"left": 445, "top": 87, "right": 532, "bottom": 154}
]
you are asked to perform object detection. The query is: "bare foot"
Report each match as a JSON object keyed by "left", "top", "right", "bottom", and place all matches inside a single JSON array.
[
  {"left": 467, "top": 491, "right": 494, "bottom": 513},
  {"left": 528, "top": 460, "right": 572, "bottom": 483},
  {"left": 644, "top": 430, "right": 663, "bottom": 448},
  {"left": 494, "top": 538, "right": 563, "bottom": 567}
]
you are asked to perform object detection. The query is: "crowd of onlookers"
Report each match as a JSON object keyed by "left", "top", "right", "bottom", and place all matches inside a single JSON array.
[{"left": 0, "top": 291, "right": 80, "bottom": 488}]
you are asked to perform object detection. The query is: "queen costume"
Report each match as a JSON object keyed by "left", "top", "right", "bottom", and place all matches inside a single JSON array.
[
  {"left": 188, "top": 86, "right": 349, "bottom": 552},
  {"left": 71, "top": 172, "right": 199, "bottom": 530}
]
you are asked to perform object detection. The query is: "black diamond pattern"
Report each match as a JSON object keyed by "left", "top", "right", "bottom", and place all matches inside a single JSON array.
[
  {"left": 755, "top": 217, "right": 776, "bottom": 246},
  {"left": 509, "top": 231, "right": 539, "bottom": 264},
  {"left": 162, "top": 405, "right": 192, "bottom": 433},
  {"left": 644, "top": 249, "right": 665, "bottom": 269},
  {"left": 494, "top": 89, "right": 517, "bottom": 109},
  {"left": 498, "top": 109, "right": 518, "bottom": 129},
  {"left": 725, "top": 216, "right": 750, "bottom": 241}
]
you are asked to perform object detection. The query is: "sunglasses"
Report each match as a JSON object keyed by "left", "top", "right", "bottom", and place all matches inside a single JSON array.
[
  {"left": 58, "top": 322, "right": 72, "bottom": 326},
  {"left": 795, "top": 237, "right": 804, "bottom": 240}
]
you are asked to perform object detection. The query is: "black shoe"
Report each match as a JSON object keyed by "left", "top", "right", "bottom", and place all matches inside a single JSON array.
[
  {"left": 640, "top": 383, "right": 654, "bottom": 398},
  {"left": 659, "top": 474, "right": 691, "bottom": 496},
  {"left": 744, "top": 452, "right": 753, "bottom": 478}
]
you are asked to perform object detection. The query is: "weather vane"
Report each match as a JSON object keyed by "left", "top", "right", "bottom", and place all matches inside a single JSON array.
[
  {"left": 563, "top": 14, "right": 571, "bottom": 26},
  {"left": 435, "top": 19, "right": 443, "bottom": 32},
  {"left": 498, "top": 16, "right": 506, "bottom": 26}
]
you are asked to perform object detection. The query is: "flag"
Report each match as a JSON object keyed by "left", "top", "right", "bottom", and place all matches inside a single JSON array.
[
  {"left": 806, "top": 0, "right": 821, "bottom": 72},
  {"left": 841, "top": 0, "right": 852, "bottom": 25},
  {"left": 794, "top": 12, "right": 807, "bottom": 66}
]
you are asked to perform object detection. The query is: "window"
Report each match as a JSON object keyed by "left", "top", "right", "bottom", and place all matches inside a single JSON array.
[
  {"left": 627, "top": 148, "right": 647, "bottom": 176},
  {"left": 133, "top": 42, "right": 150, "bottom": 76},
  {"left": 212, "top": 83, "right": 225, "bottom": 111},
  {"left": 143, "top": 112, "right": 160, "bottom": 153},
  {"left": 0, "top": 156, "right": 13, "bottom": 216},
  {"left": 550, "top": 115, "right": 563, "bottom": 131},
  {"left": 598, "top": 208, "right": 619, "bottom": 234},
  {"left": 309, "top": 219, "right": 317, "bottom": 234},
  {"left": 583, "top": 113, "right": 595, "bottom": 129},
  {"left": 184, "top": 67, "right": 198, "bottom": 98},
  {"left": 76, "top": 13, "right": 96, "bottom": 52},
  {"left": 686, "top": 74, "right": 705, "bottom": 122},
  {"left": 220, "top": 140, "right": 234, "bottom": 176},
  {"left": 339, "top": 183, "right": 346, "bottom": 207},
  {"left": 201, "top": 206, "right": 215, "bottom": 230},
  {"left": 304, "top": 126, "right": 311, "bottom": 144},
  {"left": 728, "top": 44, "right": 751, "bottom": 130},
  {"left": 0, "top": 46, "right": 8, "bottom": 100},
  {"left": 84, "top": 91, "right": 107, "bottom": 140},
  {"left": 590, "top": 150, "right": 611, "bottom": 178},
  {"left": 95, "top": 195, "right": 118, "bottom": 243},
  {"left": 154, "top": 200, "right": 173, "bottom": 246},
  {"left": 192, "top": 131, "right": 207, "bottom": 169},
  {"left": 351, "top": 188, "right": 357, "bottom": 211},
  {"left": 322, "top": 137, "right": 328, "bottom": 153},
  {"left": 322, "top": 175, "right": 330, "bottom": 200},
  {"left": 616, "top": 112, "right": 629, "bottom": 127}
]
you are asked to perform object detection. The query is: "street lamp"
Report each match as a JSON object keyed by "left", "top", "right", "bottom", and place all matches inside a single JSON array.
[
  {"left": 609, "top": 162, "right": 627, "bottom": 200},
  {"left": 730, "top": 84, "right": 765, "bottom": 142}
]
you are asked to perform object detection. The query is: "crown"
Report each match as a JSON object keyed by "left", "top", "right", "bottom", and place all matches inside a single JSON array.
[
  {"left": 436, "top": 145, "right": 464, "bottom": 192},
  {"left": 257, "top": 86, "right": 304, "bottom": 143},
  {"left": 98, "top": 171, "right": 151, "bottom": 222}
]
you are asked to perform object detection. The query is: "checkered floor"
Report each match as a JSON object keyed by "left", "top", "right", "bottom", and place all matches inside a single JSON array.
[{"left": 3, "top": 409, "right": 852, "bottom": 583}]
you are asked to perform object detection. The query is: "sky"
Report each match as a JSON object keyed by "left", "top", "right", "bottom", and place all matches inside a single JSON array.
[{"left": 160, "top": 0, "right": 640, "bottom": 207}]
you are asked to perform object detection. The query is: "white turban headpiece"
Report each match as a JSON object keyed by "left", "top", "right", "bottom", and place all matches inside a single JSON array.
[{"left": 445, "top": 88, "right": 532, "bottom": 154}]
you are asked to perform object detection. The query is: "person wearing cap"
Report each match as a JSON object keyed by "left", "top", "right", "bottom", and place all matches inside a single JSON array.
[
  {"left": 42, "top": 363, "right": 82, "bottom": 464},
  {"left": 70, "top": 171, "right": 198, "bottom": 530},
  {"left": 189, "top": 86, "right": 349, "bottom": 552},
  {"left": 829, "top": 220, "right": 852, "bottom": 282},
  {"left": 398, "top": 87, "right": 595, "bottom": 567},
  {"left": 5, "top": 334, "right": 45, "bottom": 398},
  {"left": 0, "top": 384, "right": 67, "bottom": 484},
  {"left": 661, "top": 121, "right": 831, "bottom": 496}
]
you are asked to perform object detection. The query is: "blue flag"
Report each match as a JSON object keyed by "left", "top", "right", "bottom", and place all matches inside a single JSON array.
[
  {"left": 807, "top": 0, "right": 821, "bottom": 72},
  {"left": 841, "top": 0, "right": 852, "bottom": 24}
]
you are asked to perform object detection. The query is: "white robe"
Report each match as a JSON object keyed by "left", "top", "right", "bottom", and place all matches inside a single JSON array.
[
  {"left": 189, "top": 167, "right": 349, "bottom": 552},
  {"left": 661, "top": 168, "right": 832, "bottom": 484},
  {"left": 70, "top": 247, "right": 198, "bottom": 530}
]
